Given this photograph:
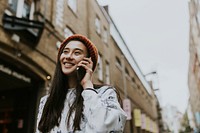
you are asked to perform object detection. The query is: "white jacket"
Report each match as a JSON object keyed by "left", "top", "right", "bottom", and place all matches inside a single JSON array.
[{"left": 35, "top": 86, "right": 127, "bottom": 133}]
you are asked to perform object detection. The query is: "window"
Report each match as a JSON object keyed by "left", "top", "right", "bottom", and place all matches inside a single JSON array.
[
  {"left": 105, "top": 62, "right": 110, "bottom": 84},
  {"left": 131, "top": 77, "right": 136, "bottom": 88},
  {"left": 97, "top": 54, "right": 103, "bottom": 81},
  {"left": 137, "top": 84, "right": 140, "bottom": 90},
  {"left": 8, "top": 0, "right": 33, "bottom": 19},
  {"left": 68, "top": 0, "right": 77, "bottom": 13},
  {"left": 103, "top": 27, "right": 108, "bottom": 43},
  {"left": 64, "top": 27, "right": 74, "bottom": 38},
  {"left": 125, "top": 68, "right": 129, "bottom": 76},
  {"left": 116, "top": 56, "right": 121, "bottom": 68},
  {"left": 29, "top": 2, "right": 35, "bottom": 20},
  {"left": 8, "top": 0, "right": 18, "bottom": 12},
  {"left": 56, "top": 41, "right": 61, "bottom": 49},
  {"left": 132, "top": 77, "right": 135, "bottom": 82},
  {"left": 55, "top": 0, "right": 64, "bottom": 27},
  {"left": 22, "top": 2, "right": 30, "bottom": 18},
  {"left": 95, "top": 16, "right": 101, "bottom": 35}
]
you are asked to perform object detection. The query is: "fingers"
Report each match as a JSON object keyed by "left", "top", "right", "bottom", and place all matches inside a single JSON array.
[
  {"left": 82, "top": 57, "right": 93, "bottom": 65},
  {"left": 78, "top": 57, "right": 93, "bottom": 72}
]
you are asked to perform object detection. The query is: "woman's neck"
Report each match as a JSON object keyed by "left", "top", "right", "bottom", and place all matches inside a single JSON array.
[{"left": 68, "top": 75, "right": 77, "bottom": 88}]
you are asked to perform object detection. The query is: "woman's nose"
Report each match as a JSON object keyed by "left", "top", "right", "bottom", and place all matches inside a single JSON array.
[{"left": 65, "top": 53, "right": 73, "bottom": 59}]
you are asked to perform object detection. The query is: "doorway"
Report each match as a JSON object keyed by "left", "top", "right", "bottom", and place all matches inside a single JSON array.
[{"left": 0, "top": 59, "right": 43, "bottom": 133}]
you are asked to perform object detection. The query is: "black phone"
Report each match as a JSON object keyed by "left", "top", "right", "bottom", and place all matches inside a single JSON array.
[{"left": 76, "top": 66, "right": 86, "bottom": 82}]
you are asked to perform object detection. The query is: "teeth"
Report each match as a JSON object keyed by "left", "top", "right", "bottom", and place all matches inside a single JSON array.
[{"left": 64, "top": 62, "right": 73, "bottom": 66}]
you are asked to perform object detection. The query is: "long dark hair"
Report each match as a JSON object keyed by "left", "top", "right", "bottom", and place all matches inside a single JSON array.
[
  {"left": 38, "top": 60, "right": 85, "bottom": 132},
  {"left": 38, "top": 39, "right": 122, "bottom": 132}
]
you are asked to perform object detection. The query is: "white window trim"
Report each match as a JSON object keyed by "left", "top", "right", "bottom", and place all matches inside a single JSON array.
[
  {"left": 29, "top": 2, "right": 35, "bottom": 20},
  {"left": 56, "top": 41, "right": 61, "bottom": 49},
  {"left": 95, "top": 17, "right": 101, "bottom": 35},
  {"left": 55, "top": 0, "right": 64, "bottom": 28},
  {"left": 9, "top": 0, "right": 34, "bottom": 20},
  {"left": 68, "top": 0, "right": 77, "bottom": 13},
  {"left": 103, "top": 27, "right": 108, "bottom": 44},
  {"left": 16, "top": 0, "right": 24, "bottom": 18},
  {"left": 64, "top": 27, "right": 74, "bottom": 38}
]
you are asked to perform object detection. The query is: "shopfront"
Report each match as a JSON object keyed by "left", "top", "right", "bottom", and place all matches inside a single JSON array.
[{"left": 0, "top": 56, "right": 45, "bottom": 133}]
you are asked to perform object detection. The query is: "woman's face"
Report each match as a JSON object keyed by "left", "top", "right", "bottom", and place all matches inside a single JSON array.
[{"left": 60, "top": 40, "right": 88, "bottom": 75}]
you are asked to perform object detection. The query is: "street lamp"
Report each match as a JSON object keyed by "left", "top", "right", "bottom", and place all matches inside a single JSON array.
[
  {"left": 144, "top": 71, "right": 159, "bottom": 91},
  {"left": 144, "top": 71, "right": 157, "bottom": 77}
]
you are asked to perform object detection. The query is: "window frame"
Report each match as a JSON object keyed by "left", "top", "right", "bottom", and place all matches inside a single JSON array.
[
  {"left": 102, "top": 27, "right": 108, "bottom": 44},
  {"left": 115, "top": 56, "right": 122, "bottom": 69},
  {"left": 64, "top": 26, "right": 74, "bottom": 38},
  {"left": 8, "top": 0, "right": 34, "bottom": 20},
  {"left": 55, "top": 0, "right": 64, "bottom": 27},
  {"left": 95, "top": 16, "right": 101, "bottom": 35},
  {"left": 68, "top": 0, "right": 77, "bottom": 14}
]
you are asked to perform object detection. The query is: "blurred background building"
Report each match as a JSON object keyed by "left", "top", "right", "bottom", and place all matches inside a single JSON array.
[
  {"left": 188, "top": 0, "right": 200, "bottom": 132},
  {"left": 0, "top": 0, "right": 162, "bottom": 132},
  {"left": 162, "top": 105, "right": 183, "bottom": 133}
]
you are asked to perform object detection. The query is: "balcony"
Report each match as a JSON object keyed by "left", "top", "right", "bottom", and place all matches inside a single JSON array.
[{"left": 2, "top": 13, "right": 44, "bottom": 47}]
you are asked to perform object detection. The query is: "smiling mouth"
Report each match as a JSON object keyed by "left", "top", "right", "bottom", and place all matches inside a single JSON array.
[{"left": 63, "top": 62, "right": 75, "bottom": 67}]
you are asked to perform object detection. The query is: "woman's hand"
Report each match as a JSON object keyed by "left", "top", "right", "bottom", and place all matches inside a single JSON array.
[{"left": 77, "top": 57, "right": 94, "bottom": 89}]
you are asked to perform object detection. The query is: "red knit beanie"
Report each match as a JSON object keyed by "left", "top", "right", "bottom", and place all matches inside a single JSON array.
[{"left": 58, "top": 34, "right": 98, "bottom": 71}]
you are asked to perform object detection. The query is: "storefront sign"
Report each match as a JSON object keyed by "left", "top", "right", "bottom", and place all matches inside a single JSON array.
[
  {"left": 134, "top": 109, "right": 141, "bottom": 127},
  {"left": 153, "top": 122, "right": 158, "bottom": 133},
  {"left": 141, "top": 114, "right": 146, "bottom": 129},
  {"left": 146, "top": 116, "right": 150, "bottom": 131},
  {"left": 123, "top": 98, "right": 132, "bottom": 120},
  {"left": 0, "top": 64, "right": 31, "bottom": 83},
  {"left": 149, "top": 119, "right": 153, "bottom": 132}
]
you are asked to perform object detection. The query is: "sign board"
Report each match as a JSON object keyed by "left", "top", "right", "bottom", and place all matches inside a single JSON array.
[
  {"left": 123, "top": 98, "right": 132, "bottom": 120},
  {"left": 134, "top": 109, "right": 141, "bottom": 127},
  {"left": 146, "top": 116, "right": 150, "bottom": 131},
  {"left": 0, "top": 64, "right": 31, "bottom": 83},
  {"left": 141, "top": 114, "right": 146, "bottom": 129}
]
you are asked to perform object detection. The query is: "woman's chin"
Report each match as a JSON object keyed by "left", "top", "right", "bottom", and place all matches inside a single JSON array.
[{"left": 62, "top": 69, "right": 76, "bottom": 76}]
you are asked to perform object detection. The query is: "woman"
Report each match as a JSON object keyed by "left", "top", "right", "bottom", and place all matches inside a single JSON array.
[{"left": 35, "top": 34, "right": 127, "bottom": 133}]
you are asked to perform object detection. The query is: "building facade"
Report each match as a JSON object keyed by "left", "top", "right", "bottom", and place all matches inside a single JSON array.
[
  {"left": 0, "top": 0, "right": 159, "bottom": 132},
  {"left": 188, "top": 0, "right": 200, "bottom": 130},
  {"left": 162, "top": 105, "right": 183, "bottom": 133}
]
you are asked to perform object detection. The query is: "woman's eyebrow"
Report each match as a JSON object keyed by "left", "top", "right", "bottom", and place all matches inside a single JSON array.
[
  {"left": 74, "top": 48, "right": 84, "bottom": 52},
  {"left": 63, "top": 47, "right": 84, "bottom": 52}
]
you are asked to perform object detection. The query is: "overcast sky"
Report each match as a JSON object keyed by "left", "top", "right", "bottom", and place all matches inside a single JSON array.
[{"left": 98, "top": 0, "right": 190, "bottom": 113}]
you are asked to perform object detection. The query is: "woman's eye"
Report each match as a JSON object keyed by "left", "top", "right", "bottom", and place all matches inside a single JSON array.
[
  {"left": 74, "top": 51, "right": 81, "bottom": 55},
  {"left": 62, "top": 50, "right": 69, "bottom": 54}
]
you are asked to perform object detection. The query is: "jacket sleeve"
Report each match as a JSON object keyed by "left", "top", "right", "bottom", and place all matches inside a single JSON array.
[
  {"left": 35, "top": 95, "right": 48, "bottom": 133},
  {"left": 81, "top": 86, "right": 127, "bottom": 132}
]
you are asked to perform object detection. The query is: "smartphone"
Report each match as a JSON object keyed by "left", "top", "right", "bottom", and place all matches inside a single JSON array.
[{"left": 76, "top": 66, "right": 86, "bottom": 82}]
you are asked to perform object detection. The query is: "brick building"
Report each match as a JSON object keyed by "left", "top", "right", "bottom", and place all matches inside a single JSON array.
[
  {"left": 0, "top": 0, "right": 159, "bottom": 132},
  {"left": 188, "top": 0, "right": 200, "bottom": 130}
]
